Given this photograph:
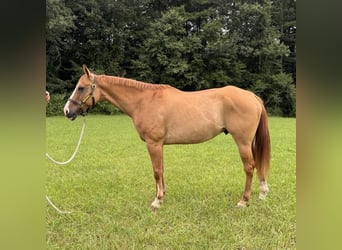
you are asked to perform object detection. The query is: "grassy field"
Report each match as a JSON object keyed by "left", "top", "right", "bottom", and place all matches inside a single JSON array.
[{"left": 46, "top": 115, "right": 296, "bottom": 249}]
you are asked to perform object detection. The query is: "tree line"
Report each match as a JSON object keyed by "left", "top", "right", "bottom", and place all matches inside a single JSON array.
[{"left": 46, "top": 0, "right": 296, "bottom": 116}]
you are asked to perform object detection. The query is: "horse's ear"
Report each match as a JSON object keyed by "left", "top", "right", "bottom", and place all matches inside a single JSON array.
[{"left": 82, "top": 64, "right": 91, "bottom": 77}]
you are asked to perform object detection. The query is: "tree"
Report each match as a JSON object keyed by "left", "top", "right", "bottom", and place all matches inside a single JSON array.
[
  {"left": 46, "top": 0, "right": 76, "bottom": 93},
  {"left": 133, "top": 3, "right": 245, "bottom": 90},
  {"left": 46, "top": 0, "right": 296, "bottom": 116},
  {"left": 133, "top": 7, "right": 188, "bottom": 86},
  {"left": 271, "top": 0, "right": 296, "bottom": 81},
  {"left": 251, "top": 72, "right": 295, "bottom": 116}
]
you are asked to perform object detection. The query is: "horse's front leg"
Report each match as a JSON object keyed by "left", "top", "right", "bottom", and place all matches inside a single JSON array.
[{"left": 146, "top": 142, "right": 165, "bottom": 210}]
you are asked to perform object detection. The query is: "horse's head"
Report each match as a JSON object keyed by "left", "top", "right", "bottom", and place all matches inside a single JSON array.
[{"left": 64, "top": 65, "right": 98, "bottom": 120}]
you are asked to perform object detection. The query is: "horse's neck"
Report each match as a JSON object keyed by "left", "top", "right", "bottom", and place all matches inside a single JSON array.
[{"left": 98, "top": 75, "right": 146, "bottom": 117}]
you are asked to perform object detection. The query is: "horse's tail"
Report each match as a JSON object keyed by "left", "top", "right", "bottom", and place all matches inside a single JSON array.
[{"left": 252, "top": 98, "right": 271, "bottom": 181}]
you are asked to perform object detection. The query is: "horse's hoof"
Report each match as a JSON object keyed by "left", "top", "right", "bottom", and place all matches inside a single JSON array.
[
  {"left": 150, "top": 204, "right": 160, "bottom": 211},
  {"left": 258, "top": 192, "right": 267, "bottom": 200},
  {"left": 236, "top": 200, "right": 248, "bottom": 208},
  {"left": 150, "top": 198, "right": 161, "bottom": 211},
  {"left": 150, "top": 205, "right": 159, "bottom": 212}
]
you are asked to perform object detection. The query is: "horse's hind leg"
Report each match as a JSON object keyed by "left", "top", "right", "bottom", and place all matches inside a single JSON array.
[
  {"left": 236, "top": 143, "right": 255, "bottom": 208},
  {"left": 257, "top": 171, "right": 269, "bottom": 200}
]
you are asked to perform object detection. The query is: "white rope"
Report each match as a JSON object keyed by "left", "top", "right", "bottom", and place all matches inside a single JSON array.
[
  {"left": 46, "top": 118, "right": 86, "bottom": 165},
  {"left": 46, "top": 195, "right": 72, "bottom": 214},
  {"left": 46, "top": 118, "right": 87, "bottom": 214}
]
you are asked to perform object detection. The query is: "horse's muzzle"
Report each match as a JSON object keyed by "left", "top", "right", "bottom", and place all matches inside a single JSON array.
[
  {"left": 65, "top": 110, "right": 77, "bottom": 121},
  {"left": 64, "top": 99, "right": 89, "bottom": 121}
]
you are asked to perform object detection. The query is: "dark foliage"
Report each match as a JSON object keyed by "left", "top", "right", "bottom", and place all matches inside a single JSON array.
[{"left": 46, "top": 0, "right": 296, "bottom": 117}]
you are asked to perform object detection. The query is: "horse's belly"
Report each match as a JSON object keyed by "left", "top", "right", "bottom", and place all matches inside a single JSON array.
[
  {"left": 164, "top": 120, "right": 223, "bottom": 144},
  {"left": 150, "top": 90, "right": 227, "bottom": 144}
]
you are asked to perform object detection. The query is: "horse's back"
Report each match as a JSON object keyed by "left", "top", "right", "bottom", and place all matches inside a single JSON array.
[{"left": 159, "top": 84, "right": 261, "bottom": 127}]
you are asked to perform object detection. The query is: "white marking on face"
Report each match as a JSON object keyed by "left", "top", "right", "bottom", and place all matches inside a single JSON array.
[
  {"left": 63, "top": 87, "right": 78, "bottom": 115},
  {"left": 63, "top": 101, "right": 70, "bottom": 115}
]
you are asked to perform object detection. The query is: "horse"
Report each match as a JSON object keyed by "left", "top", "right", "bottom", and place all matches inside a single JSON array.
[{"left": 63, "top": 65, "right": 270, "bottom": 210}]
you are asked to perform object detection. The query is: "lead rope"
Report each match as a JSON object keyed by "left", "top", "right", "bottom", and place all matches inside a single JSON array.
[
  {"left": 45, "top": 195, "right": 72, "bottom": 214},
  {"left": 45, "top": 118, "right": 86, "bottom": 165},
  {"left": 46, "top": 117, "right": 86, "bottom": 214}
]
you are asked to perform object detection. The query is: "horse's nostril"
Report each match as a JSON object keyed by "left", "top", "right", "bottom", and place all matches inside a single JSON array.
[{"left": 64, "top": 106, "right": 69, "bottom": 116}]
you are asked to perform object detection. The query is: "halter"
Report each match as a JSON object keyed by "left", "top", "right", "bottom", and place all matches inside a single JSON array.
[{"left": 68, "top": 76, "right": 97, "bottom": 115}]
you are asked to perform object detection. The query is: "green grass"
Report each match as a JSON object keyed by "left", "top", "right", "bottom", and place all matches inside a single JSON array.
[{"left": 46, "top": 115, "right": 296, "bottom": 249}]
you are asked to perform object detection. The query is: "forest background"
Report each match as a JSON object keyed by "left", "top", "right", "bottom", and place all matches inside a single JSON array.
[{"left": 46, "top": 0, "right": 296, "bottom": 117}]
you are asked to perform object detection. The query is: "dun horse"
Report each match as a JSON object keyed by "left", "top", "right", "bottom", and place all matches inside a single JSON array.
[{"left": 64, "top": 65, "right": 270, "bottom": 210}]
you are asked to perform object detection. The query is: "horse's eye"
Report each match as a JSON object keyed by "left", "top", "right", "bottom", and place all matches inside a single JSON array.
[{"left": 77, "top": 86, "right": 85, "bottom": 92}]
